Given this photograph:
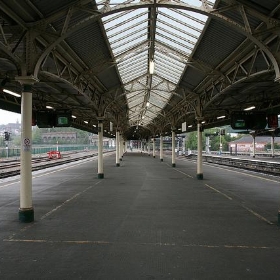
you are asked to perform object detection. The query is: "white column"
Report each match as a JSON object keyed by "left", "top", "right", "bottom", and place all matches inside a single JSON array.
[
  {"left": 147, "top": 139, "right": 151, "bottom": 156},
  {"left": 123, "top": 140, "right": 125, "bottom": 156},
  {"left": 17, "top": 76, "right": 38, "bottom": 222},
  {"left": 160, "top": 135, "right": 163, "bottom": 162},
  {"left": 219, "top": 129, "right": 222, "bottom": 154},
  {"left": 153, "top": 138, "right": 155, "bottom": 158},
  {"left": 172, "top": 130, "right": 176, "bottom": 167},
  {"left": 252, "top": 135, "right": 256, "bottom": 158},
  {"left": 116, "top": 131, "right": 120, "bottom": 166},
  {"left": 197, "top": 122, "right": 203, "bottom": 180},
  {"left": 271, "top": 135, "right": 275, "bottom": 158},
  {"left": 124, "top": 141, "right": 127, "bottom": 154},
  {"left": 119, "top": 134, "right": 123, "bottom": 160},
  {"left": 97, "top": 119, "right": 104, "bottom": 179}
]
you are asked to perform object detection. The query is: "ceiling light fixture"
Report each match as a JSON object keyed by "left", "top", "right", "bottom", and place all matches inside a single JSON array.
[
  {"left": 149, "top": 60, "right": 155, "bottom": 75},
  {"left": 244, "top": 106, "right": 255, "bottom": 111},
  {"left": 3, "top": 89, "right": 21, "bottom": 98},
  {"left": 46, "top": 105, "right": 54, "bottom": 109},
  {"left": 217, "top": 115, "right": 225, "bottom": 119}
]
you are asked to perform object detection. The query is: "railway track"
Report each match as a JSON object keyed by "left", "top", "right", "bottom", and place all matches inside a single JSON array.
[
  {"left": 183, "top": 154, "right": 280, "bottom": 176},
  {"left": 0, "top": 150, "right": 114, "bottom": 179}
]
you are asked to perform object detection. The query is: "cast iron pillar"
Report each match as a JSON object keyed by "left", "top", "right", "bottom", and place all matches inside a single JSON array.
[
  {"left": 172, "top": 130, "right": 176, "bottom": 167},
  {"left": 197, "top": 121, "right": 203, "bottom": 180},
  {"left": 16, "top": 75, "right": 39, "bottom": 222},
  {"left": 97, "top": 119, "right": 104, "bottom": 179}
]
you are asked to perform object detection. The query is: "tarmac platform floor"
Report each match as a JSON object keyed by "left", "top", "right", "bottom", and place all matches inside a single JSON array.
[{"left": 0, "top": 151, "right": 280, "bottom": 279}]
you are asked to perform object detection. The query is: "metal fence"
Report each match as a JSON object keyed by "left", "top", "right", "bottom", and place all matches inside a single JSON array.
[{"left": 0, "top": 144, "right": 114, "bottom": 159}]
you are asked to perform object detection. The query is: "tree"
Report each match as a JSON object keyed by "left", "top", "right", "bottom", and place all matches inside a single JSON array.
[
  {"left": 186, "top": 131, "right": 206, "bottom": 150},
  {"left": 186, "top": 127, "right": 244, "bottom": 152},
  {"left": 32, "top": 127, "right": 42, "bottom": 144}
]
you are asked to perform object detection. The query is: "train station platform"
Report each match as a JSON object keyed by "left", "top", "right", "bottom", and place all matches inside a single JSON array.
[{"left": 1, "top": 151, "right": 280, "bottom": 279}]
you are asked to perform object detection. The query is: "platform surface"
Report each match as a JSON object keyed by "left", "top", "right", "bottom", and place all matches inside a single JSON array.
[{"left": 0, "top": 151, "right": 280, "bottom": 279}]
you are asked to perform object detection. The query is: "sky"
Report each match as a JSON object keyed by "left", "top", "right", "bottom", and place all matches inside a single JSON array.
[{"left": 0, "top": 109, "right": 21, "bottom": 125}]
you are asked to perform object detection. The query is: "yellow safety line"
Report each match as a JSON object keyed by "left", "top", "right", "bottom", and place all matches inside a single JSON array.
[
  {"left": 3, "top": 239, "right": 275, "bottom": 249},
  {"left": 164, "top": 162, "right": 193, "bottom": 178},
  {"left": 242, "top": 205, "right": 274, "bottom": 225},
  {"left": 40, "top": 180, "right": 102, "bottom": 220},
  {"left": 3, "top": 239, "right": 111, "bottom": 245},
  {"left": 204, "top": 183, "right": 233, "bottom": 200},
  {"left": 204, "top": 184, "right": 274, "bottom": 225},
  {"left": 5, "top": 181, "right": 103, "bottom": 241},
  {"left": 175, "top": 169, "right": 193, "bottom": 178}
]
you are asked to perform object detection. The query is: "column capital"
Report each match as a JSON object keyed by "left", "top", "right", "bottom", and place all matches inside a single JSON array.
[
  {"left": 97, "top": 117, "right": 105, "bottom": 122},
  {"left": 196, "top": 116, "right": 204, "bottom": 123},
  {"left": 15, "top": 75, "right": 39, "bottom": 85}
]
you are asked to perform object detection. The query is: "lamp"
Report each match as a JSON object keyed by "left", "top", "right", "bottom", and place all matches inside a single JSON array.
[
  {"left": 3, "top": 89, "right": 21, "bottom": 97},
  {"left": 149, "top": 60, "right": 155, "bottom": 74},
  {"left": 244, "top": 106, "right": 255, "bottom": 111}
]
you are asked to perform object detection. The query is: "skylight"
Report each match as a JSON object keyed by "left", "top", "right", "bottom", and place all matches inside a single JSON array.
[{"left": 101, "top": 0, "right": 216, "bottom": 126}]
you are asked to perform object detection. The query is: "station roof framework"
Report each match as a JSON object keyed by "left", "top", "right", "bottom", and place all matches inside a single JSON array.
[{"left": 0, "top": 0, "right": 280, "bottom": 139}]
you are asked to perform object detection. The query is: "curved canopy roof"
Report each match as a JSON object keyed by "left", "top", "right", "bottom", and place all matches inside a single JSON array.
[{"left": 1, "top": 0, "right": 280, "bottom": 139}]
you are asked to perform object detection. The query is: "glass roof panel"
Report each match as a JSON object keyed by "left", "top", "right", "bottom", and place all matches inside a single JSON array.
[{"left": 101, "top": 0, "right": 217, "bottom": 127}]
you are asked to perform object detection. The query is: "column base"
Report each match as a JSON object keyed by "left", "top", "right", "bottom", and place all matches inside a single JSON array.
[
  {"left": 160, "top": 159, "right": 163, "bottom": 162},
  {"left": 98, "top": 173, "right": 104, "bottom": 179},
  {"left": 120, "top": 158, "right": 122, "bottom": 161},
  {"left": 116, "top": 163, "right": 120, "bottom": 167},
  {"left": 153, "top": 156, "right": 155, "bottom": 158},
  {"left": 196, "top": 173, "right": 203, "bottom": 180},
  {"left": 19, "top": 207, "right": 34, "bottom": 223},
  {"left": 172, "top": 163, "right": 176, "bottom": 167}
]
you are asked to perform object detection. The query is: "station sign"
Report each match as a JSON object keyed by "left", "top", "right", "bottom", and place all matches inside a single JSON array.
[
  {"left": 36, "top": 110, "right": 72, "bottom": 128},
  {"left": 230, "top": 111, "right": 267, "bottom": 130}
]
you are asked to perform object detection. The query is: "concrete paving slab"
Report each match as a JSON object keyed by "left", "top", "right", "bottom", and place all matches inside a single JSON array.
[{"left": 0, "top": 152, "right": 280, "bottom": 279}]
